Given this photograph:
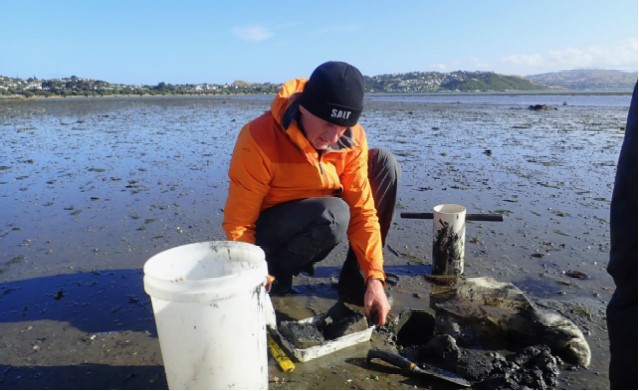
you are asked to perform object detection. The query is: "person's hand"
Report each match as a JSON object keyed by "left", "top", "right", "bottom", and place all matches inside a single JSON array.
[
  {"left": 265, "top": 274, "right": 276, "bottom": 292},
  {"left": 363, "top": 278, "right": 391, "bottom": 326}
]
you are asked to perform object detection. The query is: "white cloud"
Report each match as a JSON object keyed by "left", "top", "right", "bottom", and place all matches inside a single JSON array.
[
  {"left": 232, "top": 25, "right": 273, "bottom": 42},
  {"left": 499, "top": 38, "right": 638, "bottom": 74}
]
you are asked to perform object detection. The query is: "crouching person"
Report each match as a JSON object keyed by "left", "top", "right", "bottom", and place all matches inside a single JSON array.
[{"left": 222, "top": 61, "right": 400, "bottom": 325}]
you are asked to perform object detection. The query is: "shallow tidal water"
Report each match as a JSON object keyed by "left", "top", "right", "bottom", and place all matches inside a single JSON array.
[{"left": 0, "top": 93, "right": 632, "bottom": 389}]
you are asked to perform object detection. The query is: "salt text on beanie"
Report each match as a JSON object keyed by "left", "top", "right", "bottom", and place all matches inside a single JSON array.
[{"left": 298, "top": 61, "right": 364, "bottom": 127}]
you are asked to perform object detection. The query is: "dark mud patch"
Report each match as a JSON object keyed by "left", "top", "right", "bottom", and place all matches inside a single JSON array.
[
  {"left": 0, "top": 269, "right": 165, "bottom": 389},
  {"left": 0, "top": 269, "right": 155, "bottom": 334}
]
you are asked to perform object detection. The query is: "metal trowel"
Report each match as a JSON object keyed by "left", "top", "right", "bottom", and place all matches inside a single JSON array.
[{"left": 366, "top": 349, "right": 471, "bottom": 388}]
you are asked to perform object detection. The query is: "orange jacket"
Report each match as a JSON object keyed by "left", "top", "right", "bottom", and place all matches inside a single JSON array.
[{"left": 222, "top": 78, "right": 385, "bottom": 282}]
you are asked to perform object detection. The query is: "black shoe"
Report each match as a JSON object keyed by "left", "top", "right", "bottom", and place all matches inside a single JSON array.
[
  {"left": 269, "top": 274, "right": 299, "bottom": 295},
  {"left": 269, "top": 285, "right": 300, "bottom": 295},
  {"left": 338, "top": 258, "right": 396, "bottom": 306},
  {"left": 338, "top": 289, "right": 364, "bottom": 306},
  {"left": 338, "top": 255, "right": 366, "bottom": 305},
  {"left": 299, "top": 263, "right": 315, "bottom": 277}
]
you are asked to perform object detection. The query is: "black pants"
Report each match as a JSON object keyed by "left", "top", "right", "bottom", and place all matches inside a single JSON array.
[
  {"left": 606, "top": 83, "right": 638, "bottom": 390},
  {"left": 255, "top": 148, "right": 400, "bottom": 288}
]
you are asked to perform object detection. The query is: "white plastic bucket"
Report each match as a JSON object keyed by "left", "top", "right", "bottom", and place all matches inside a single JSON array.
[
  {"left": 432, "top": 204, "right": 466, "bottom": 275},
  {"left": 143, "top": 241, "right": 268, "bottom": 389}
]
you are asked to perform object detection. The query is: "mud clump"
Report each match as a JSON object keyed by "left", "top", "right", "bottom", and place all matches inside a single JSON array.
[
  {"left": 393, "top": 308, "right": 563, "bottom": 389},
  {"left": 403, "top": 333, "right": 561, "bottom": 389},
  {"left": 473, "top": 345, "right": 561, "bottom": 390},
  {"left": 279, "top": 322, "right": 325, "bottom": 349}
]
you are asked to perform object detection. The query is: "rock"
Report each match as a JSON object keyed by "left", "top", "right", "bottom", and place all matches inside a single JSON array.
[{"left": 528, "top": 104, "right": 556, "bottom": 111}]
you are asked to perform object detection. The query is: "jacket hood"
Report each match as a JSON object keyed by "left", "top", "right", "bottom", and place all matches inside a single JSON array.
[
  {"left": 270, "top": 77, "right": 359, "bottom": 152},
  {"left": 271, "top": 78, "right": 307, "bottom": 129}
]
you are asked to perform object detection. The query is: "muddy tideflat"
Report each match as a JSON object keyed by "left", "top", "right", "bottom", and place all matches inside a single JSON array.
[{"left": 0, "top": 93, "right": 630, "bottom": 389}]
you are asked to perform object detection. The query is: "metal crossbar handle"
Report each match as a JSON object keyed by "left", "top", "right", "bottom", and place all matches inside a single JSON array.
[{"left": 400, "top": 212, "right": 504, "bottom": 222}]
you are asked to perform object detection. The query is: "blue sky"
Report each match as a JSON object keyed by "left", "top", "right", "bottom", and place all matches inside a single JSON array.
[{"left": 1, "top": 0, "right": 636, "bottom": 85}]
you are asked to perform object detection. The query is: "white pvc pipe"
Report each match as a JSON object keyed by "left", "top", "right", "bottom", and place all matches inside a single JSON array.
[{"left": 432, "top": 204, "right": 466, "bottom": 276}]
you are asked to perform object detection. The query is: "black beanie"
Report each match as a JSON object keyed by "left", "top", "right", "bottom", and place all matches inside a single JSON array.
[{"left": 298, "top": 61, "right": 364, "bottom": 127}]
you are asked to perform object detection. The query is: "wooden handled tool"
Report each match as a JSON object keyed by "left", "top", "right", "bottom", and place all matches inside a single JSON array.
[{"left": 366, "top": 349, "right": 470, "bottom": 387}]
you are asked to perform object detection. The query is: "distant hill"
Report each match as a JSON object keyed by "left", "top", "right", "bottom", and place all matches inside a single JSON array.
[
  {"left": 525, "top": 69, "right": 637, "bottom": 92},
  {"left": 2, "top": 69, "right": 636, "bottom": 98},
  {"left": 364, "top": 71, "right": 545, "bottom": 93},
  {"left": 0, "top": 71, "right": 548, "bottom": 98}
]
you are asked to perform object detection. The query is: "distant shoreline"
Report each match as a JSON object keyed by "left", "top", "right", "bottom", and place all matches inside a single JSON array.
[
  {"left": 3, "top": 69, "right": 635, "bottom": 99},
  {"left": 0, "top": 90, "right": 632, "bottom": 102}
]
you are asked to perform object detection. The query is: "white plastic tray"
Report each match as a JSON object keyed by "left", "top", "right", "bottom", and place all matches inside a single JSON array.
[{"left": 277, "top": 315, "right": 374, "bottom": 362}]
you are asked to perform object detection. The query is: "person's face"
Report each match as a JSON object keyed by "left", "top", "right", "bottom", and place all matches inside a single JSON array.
[{"left": 299, "top": 105, "right": 348, "bottom": 150}]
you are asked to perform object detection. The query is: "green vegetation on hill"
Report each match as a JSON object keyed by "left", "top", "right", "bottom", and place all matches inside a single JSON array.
[
  {"left": 0, "top": 75, "right": 281, "bottom": 98},
  {"left": 366, "top": 71, "right": 544, "bottom": 93},
  {"left": 441, "top": 71, "right": 543, "bottom": 91}
]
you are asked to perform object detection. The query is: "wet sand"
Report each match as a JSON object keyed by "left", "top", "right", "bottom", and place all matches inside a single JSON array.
[{"left": 0, "top": 94, "right": 631, "bottom": 389}]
